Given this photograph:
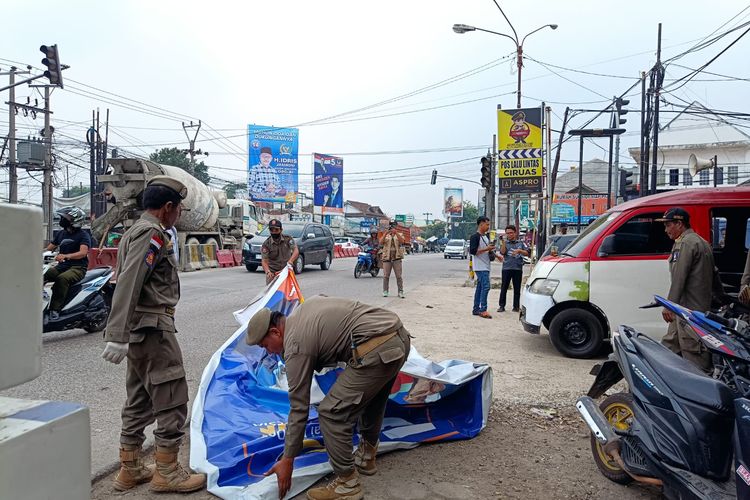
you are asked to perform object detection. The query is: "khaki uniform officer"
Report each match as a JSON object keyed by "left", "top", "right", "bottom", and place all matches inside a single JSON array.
[
  {"left": 658, "top": 207, "right": 716, "bottom": 373},
  {"left": 379, "top": 220, "right": 406, "bottom": 298},
  {"left": 262, "top": 218, "right": 299, "bottom": 284},
  {"left": 247, "top": 296, "right": 411, "bottom": 500},
  {"left": 101, "top": 176, "right": 205, "bottom": 493}
]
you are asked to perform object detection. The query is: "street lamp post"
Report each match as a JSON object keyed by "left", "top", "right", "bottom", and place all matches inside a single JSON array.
[{"left": 452, "top": 22, "right": 557, "bottom": 108}]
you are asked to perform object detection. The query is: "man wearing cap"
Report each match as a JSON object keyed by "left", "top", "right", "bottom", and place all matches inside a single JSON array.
[
  {"left": 261, "top": 219, "right": 299, "bottom": 284},
  {"left": 247, "top": 296, "right": 411, "bottom": 500},
  {"left": 249, "top": 146, "right": 283, "bottom": 199},
  {"left": 101, "top": 176, "right": 205, "bottom": 493},
  {"left": 658, "top": 207, "right": 716, "bottom": 373}
]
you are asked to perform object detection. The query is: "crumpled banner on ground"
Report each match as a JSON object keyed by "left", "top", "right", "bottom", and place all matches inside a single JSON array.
[{"left": 190, "top": 268, "right": 493, "bottom": 499}]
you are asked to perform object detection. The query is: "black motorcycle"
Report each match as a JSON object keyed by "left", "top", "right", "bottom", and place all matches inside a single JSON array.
[{"left": 576, "top": 295, "right": 750, "bottom": 500}]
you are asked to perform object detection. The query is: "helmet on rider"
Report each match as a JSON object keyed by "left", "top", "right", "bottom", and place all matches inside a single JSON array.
[
  {"left": 369, "top": 226, "right": 378, "bottom": 235},
  {"left": 56, "top": 206, "right": 87, "bottom": 230}
]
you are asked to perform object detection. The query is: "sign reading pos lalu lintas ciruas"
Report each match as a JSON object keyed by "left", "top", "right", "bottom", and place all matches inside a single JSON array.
[{"left": 497, "top": 105, "right": 543, "bottom": 195}]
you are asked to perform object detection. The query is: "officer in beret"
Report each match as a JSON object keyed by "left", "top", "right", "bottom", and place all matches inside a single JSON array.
[
  {"left": 249, "top": 146, "right": 284, "bottom": 199},
  {"left": 246, "top": 296, "right": 411, "bottom": 500},
  {"left": 657, "top": 207, "right": 716, "bottom": 373},
  {"left": 101, "top": 175, "right": 205, "bottom": 493},
  {"left": 261, "top": 219, "right": 299, "bottom": 284}
]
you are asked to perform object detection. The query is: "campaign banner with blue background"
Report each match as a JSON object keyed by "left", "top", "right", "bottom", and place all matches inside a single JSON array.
[
  {"left": 247, "top": 125, "right": 299, "bottom": 204},
  {"left": 313, "top": 153, "right": 344, "bottom": 215},
  {"left": 190, "top": 269, "right": 493, "bottom": 499}
]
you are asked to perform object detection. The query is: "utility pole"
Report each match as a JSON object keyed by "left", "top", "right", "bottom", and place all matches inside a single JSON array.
[
  {"left": 650, "top": 23, "right": 663, "bottom": 195},
  {"left": 43, "top": 86, "right": 53, "bottom": 241},
  {"left": 490, "top": 134, "right": 497, "bottom": 230},
  {"left": 2, "top": 66, "right": 31, "bottom": 203},
  {"left": 7, "top": 67, "right": 17, "bottom": 203},
  {"left": 182, "top": 120, "right": 202, "bottom": 175},
  {"left": 88, "top": 110, "right": 97, "bottom": 215},
  {"left": 422, "top": 212, "right": 432, "bottom": 225},
  {"left": 642, "top": 72, "right": 652, "bottom": 196}
]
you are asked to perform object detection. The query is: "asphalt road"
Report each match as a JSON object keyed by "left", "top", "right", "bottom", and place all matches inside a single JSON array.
[{"left": 2, "top": 252, "right": 469, "bottom": 478}]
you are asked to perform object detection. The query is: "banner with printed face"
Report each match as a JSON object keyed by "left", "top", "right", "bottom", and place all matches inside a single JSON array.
[
  {"left": 443, "top": 188, "right": 463, "bottom": 218},
  {"left": 497, "top": 106, "right": 544, "bottom": 195},
  {"left": 313, "top": 153, "right": 344, "bottom": 215},
  {"left": 247, "top": 125, "right": 299, "bottom": 204},
  {"left": 190, "top": 269, "right": 492, "bottom": 500},
  {"left": 552, "top": 193, "right": 609, "bottom": 225}
]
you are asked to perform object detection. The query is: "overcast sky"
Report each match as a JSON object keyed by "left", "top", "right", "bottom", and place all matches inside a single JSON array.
[{"left": 2, "top": 0, "right": 749, "bottom": 219}]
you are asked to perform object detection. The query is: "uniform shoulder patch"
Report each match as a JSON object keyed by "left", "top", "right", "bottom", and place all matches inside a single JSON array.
[{"left": 144, "top": 230, "right": 165, "bottom": 269}]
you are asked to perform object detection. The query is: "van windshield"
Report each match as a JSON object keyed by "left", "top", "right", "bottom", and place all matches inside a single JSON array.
[{"left": 562, "top": 212, "right": 620, "bottom": 257}]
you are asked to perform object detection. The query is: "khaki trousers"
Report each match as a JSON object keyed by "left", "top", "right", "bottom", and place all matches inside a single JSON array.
[
  {"left": 120, "top": 329, "right": 189, "bottom": 449},
  {"left": 317, "top": 328, "right": 410, "bottom": 476},
  {"left": 43, "top": 266, "right": 86, "bottom": 312},
  {"left": 661, "top": 319, "right": 713, "bottom": 374},
  {"left": 382, "top": 259, "right": 403, "bottom": 293}
]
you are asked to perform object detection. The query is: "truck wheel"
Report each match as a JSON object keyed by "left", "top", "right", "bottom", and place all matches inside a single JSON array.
[
  {"left": 590, "top": 393, "right": 635, "bottom": 485},
  {"left": 294, "top": 255, "right": 305, "bottom": 274},
  {"left": 320, "top": 253, "right": 331, "bottom": 270},
  {"left": 549, "top": 309, "right": 604, "bottom": 358},
  {"left": 186, "top": 237, "right": 200, "bottom": 246},
  {"left": 245, "top": 263, "right": 258, "bottom": 272}
]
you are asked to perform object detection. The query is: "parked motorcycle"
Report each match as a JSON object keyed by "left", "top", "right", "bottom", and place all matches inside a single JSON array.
[
  {"left": 576, "top": 294, "right": 750, "bottom": 500},
  {"left": 43, "top": 262, "right": 115, "bottom": 334},
  {"left": 576, "top": 297, "right": 750, "bottom": 499},
  {"left": 354, "top": 247, "right": 379, "bottom": 278}
]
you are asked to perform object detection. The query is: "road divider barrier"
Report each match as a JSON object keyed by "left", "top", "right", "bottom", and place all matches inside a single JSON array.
[
  {"left": 182, "top": 244, "right": 203, "bottom": 272},
  {"left": 88, "top": 248, "right": 118, "bottom": 269},
  {"left": 200, "top": 244, "right": 219, "bottom": 269},
  {"left": 217, "top": 250, "right": 234, "bottom": 268},
  {"left": 232, "top": 250, "right": 243, "bottom": 266}
]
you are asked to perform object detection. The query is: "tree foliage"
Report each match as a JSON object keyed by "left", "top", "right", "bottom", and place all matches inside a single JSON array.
[
  {"left": 62, "top": 185, "right": 91, "bottom": 198},
  {"left": 223, "top": 182, "right": 248, "bottom": 199},
  {"left": 149, "top": 147, "right": 210, "bottom": 185}
]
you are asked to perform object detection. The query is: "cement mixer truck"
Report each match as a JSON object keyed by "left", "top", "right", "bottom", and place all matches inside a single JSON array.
[{"left": 92, "top": 158, "right": 262, "bottom": 249}]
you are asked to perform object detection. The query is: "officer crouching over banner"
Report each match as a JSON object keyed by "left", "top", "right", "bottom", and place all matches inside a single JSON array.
[
  {"left": 101, "top": 176, "right": 206, "bottom": 493},
  {"left": 246, "top": 296, "right": 411, "bottom": 500}
]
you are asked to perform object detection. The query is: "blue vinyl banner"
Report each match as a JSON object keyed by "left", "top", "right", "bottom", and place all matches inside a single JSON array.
[
  {"left": 313, "top": 153, "right": 344, "bottom": 215},
  {"left": 190, "top": 269, "right": 492, "bottom": 499},
  {"left": 247, "top": 125, "right": 299, "bottom": 203}
]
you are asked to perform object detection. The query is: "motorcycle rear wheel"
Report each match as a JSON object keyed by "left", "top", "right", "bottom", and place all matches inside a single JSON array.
[
  {"left": 354, "top": 263, "right": 363, "bottom": 278},
  {"left": 590, "top": 392, "right": 635, "bottom": 485},
  {"left": 370, "top": 266, "right": 379, "bottom": 277}
]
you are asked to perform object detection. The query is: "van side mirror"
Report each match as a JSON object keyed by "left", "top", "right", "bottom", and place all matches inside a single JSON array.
[
  {"left": 598, "top": 234, "right": 616, "bottom": 258},
  {"left": 307, "top": 233, "right": 316, "bottom": 240}
]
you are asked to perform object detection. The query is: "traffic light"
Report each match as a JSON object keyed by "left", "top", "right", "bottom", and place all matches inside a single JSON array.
[
  {"left": 619, "top": 169, "right": 635, "bottom": 199},
  {"left": 614, "top": 97, "right": 629, "bottom": 126},
  {"left": 480, "top": 157, "right": 491, "bottom": 189},
  {"left": 430, "top": 169, "right": 437, "bottom": 185},
  {"left": 40, "top": 44, "right": 63, "bottom": 88}
]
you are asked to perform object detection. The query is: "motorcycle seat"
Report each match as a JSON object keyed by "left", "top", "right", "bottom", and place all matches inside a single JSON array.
[
  {"left": 80, "top": 267, "right": 111, "bottom": 284},
  {"left": 632, "top": 333, "right": 734, "bottom": 413}
]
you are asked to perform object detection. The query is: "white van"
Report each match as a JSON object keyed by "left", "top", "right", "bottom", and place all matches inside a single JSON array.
[
  {"left": 520, "top": 187, "right": 750, "bottom": 358},
  {"left": 444, "top": 239, "right": 468, "bottom": 259}
]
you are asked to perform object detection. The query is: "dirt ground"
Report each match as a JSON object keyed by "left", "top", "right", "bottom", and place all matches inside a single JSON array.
[
  {"left": 92, "top": 403, "right": 659, "bottom": 500},
  {"left": 93, "top": 271, "right": 662, "bottom": 499}
]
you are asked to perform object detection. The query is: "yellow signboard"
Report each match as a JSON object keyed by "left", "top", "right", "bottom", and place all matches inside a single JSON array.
[{"left": 497, "top": 106, "right": 543, "bottom": 194}]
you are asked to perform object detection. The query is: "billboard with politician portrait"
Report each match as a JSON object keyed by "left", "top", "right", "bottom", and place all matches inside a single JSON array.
[
  {"left": 443, "top": 188, "right": 463, "bottom": 218},
  {"left": 247, "top": 125, "right": 299, "bottom": 204},
  {"left": 313, "top": 153, "right": 344, "bottom": 215}
]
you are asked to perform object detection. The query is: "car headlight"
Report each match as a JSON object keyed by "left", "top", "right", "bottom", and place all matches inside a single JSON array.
[
  {"left": 243, "top": 241, "right": 251, "bottom": 251},
  {"left": 529, "top": 279, "right": 559, "bottom": 296}
]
